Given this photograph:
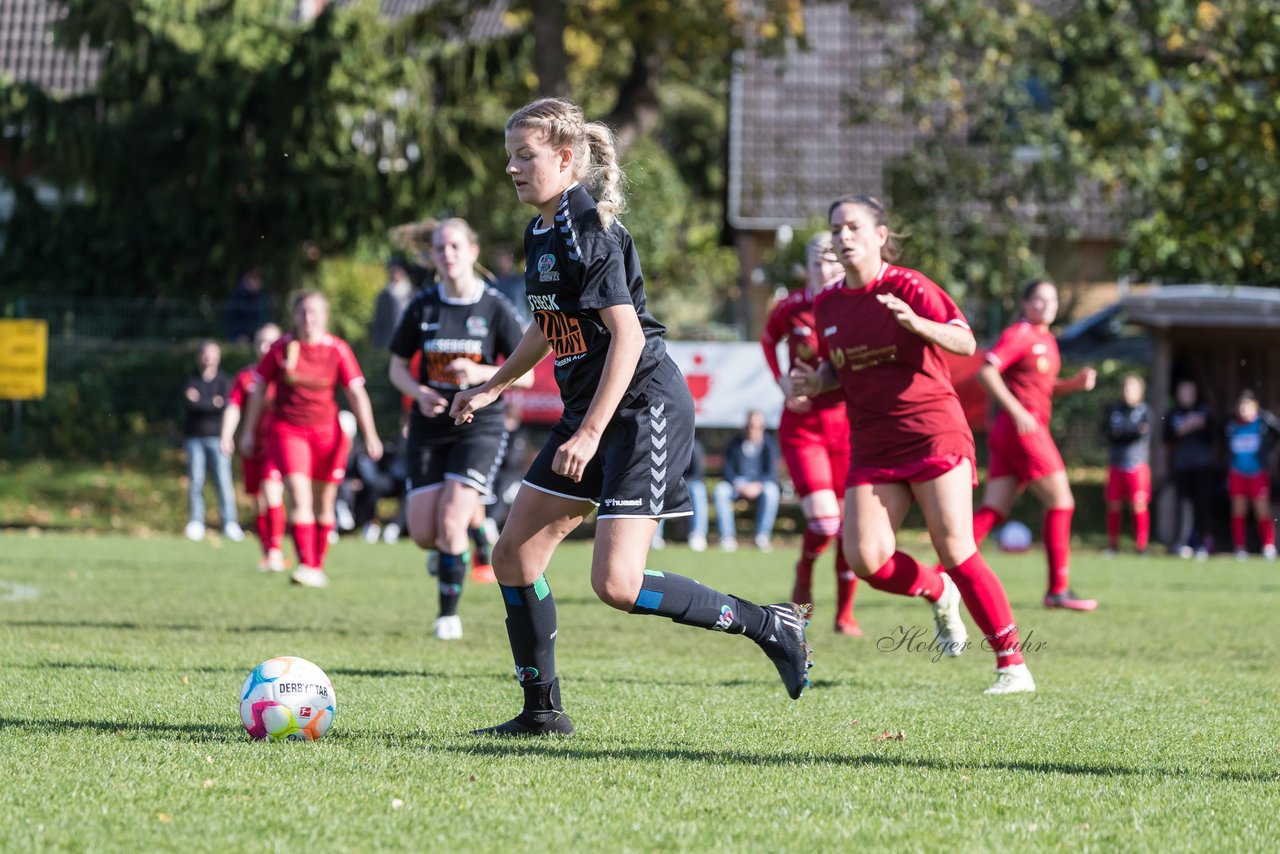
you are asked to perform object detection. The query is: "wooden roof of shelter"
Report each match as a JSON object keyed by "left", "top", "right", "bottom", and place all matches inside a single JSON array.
[{"left": 1121, "top": 285, "right": 1280, "bottom": 330}]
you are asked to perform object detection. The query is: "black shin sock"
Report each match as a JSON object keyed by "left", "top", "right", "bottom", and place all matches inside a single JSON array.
[
  {"left": 628, "top": 570, "right": 767, "bottom": 639},
  {"left": 500, "top": 576, "right": 560, "bottom": 711},
  {"left": 437, "top": 552, "right": 465, "bottom": 617}
]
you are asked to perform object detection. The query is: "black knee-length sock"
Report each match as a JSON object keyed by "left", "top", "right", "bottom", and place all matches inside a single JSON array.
[
  {"left": 500, "top": 575, "right": 561, "bottom": 711},
  {"left": 629, "top": 569, "right": 767, "bottom": 640}
]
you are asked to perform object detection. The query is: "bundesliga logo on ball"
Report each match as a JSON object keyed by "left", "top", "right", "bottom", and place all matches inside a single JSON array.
[{"left": 239, "top": 656, "right": 336, "bottom": 742}]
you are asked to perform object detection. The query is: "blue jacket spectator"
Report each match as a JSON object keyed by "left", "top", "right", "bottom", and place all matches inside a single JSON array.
[
  {"left": 224, "top": 268, "right": 270, "bottom": 344},
  {"left": 714, "top": 410, "right": 781, "bottom": 552}
]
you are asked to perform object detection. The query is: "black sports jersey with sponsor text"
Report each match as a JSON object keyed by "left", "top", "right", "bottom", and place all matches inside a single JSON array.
[
  {"left": 523, "top": 184, "right": 669, "bottom": 424},
  {"left": 388, "top": 283, "right": 524, "bottom": 434}
]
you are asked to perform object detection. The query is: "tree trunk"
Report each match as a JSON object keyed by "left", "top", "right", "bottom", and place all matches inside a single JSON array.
[
  {"left": 605, "top": 43, "right": 662, "bottom": 154},
  {"left": 530, "top": 0, "right": 569, "bottom": 97}
]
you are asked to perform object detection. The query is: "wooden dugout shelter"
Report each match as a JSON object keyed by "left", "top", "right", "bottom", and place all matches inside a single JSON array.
[{"left": 1122, "top": 284, "right": 1280, "bottom": 544}]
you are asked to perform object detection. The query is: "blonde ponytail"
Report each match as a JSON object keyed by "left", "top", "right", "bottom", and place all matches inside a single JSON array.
[{"left": 581, "top": 122, "right": 626, "bottom": 228}]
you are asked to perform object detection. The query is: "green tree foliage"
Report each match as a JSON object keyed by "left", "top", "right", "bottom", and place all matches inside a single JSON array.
[
  {"left": 854, "top": 0, "right": 1280, "bottom": 313},
  {"left": 0, "top": 0, "right": 530, "bottom": 298}
]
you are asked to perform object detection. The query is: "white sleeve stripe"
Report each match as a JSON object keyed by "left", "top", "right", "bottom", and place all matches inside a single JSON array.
[
  {"left": 347, "top": 377, "right": 367, "bottom": 388},
  {"left": 946, "top": 318, "right": 970, "bottom": 330},
  {"left": 985, "top": 353, "right": 1003, "bottom": 367}
]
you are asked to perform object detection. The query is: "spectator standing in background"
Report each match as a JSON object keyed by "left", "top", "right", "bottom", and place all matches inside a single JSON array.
[
  {"left": 1224, "top": 389, "right": 1279, "bottom": 560},
  {"left": 1165, "top": 379, "right": 1215, "bottom": 560},
  {"left": 370, "top": 258, "right": 416, "bottom": 349},
  {"left": 183, "top": 340, "right": 242, "bottom": 543},
  {"left": 714, "top": 410, "right": 781, "bottom": 552},
  {"left": 1103, "top": 374, "right": 1153, "bottom": 555},
  {"left": 224, "top": 267, "right": 270, "bottom": 344},
  {"left": 491, "top": 246, "right": 531, "bottom": 326}
]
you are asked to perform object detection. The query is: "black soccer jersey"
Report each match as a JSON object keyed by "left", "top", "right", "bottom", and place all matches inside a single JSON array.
[
  {"left": 523, "top": 184, "right": 669, "bottom": 423},
  {"left": 389, "top": 283, "right": 525, "bottom": 432}
]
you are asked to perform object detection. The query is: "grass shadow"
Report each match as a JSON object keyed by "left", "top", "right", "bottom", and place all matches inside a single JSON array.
[
  {"left": 0, "top": 660, "right": 506, "bottom": 683},
  {"left": 0, "top": 618, "right": 415, "bottom": 639},
  {"left": 0, "top": 716, "right": 236, "bottom": 742},
  {"left": 445, "top": 742, "right": 1280, "bottom": 784}
]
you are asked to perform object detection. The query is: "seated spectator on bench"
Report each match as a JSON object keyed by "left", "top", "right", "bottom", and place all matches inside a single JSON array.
[{"left": 714, "top": 410, "right": 781, "bottom": 552}]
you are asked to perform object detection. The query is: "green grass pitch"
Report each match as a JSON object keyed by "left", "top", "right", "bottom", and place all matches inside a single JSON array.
[{"left": 1, "top": 532, "right": 1278, "bottom": 851}]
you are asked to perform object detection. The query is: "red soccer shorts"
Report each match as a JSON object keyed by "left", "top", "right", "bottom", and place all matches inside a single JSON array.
[
  {"left": 780, "top": 405, "right": 851, "bottom": 498},
  {"left": 1106, "top": 464, "right": 1151, "bottom": 504},
  {"left": 986, "top": 412, "right": 1065, "bottom": 485},
  {"left": 266, "top": 419, "right": 351, "bottom": 484},
  {"left": 847, "top": 453, "right": 976, "bottom": 488},
  {"left": 1228, "top": 469, "right": 1270, "bottom": 500}
]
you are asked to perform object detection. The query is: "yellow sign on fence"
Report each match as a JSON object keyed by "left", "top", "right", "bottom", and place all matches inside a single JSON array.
[{"left": 0, "top": 319, "right": 48, "bottom": 400}]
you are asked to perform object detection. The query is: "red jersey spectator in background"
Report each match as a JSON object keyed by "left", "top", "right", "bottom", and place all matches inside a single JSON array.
[
  {"left": 221, "top": 323, "right": 285, "bottom": 571},
  {"left": 237, "top": 291, "right": 383, "bottom": 588},
  {"left": 791, "top": 194, "right": 1034, "bottom": 694},
  {"left": 1103, "top": 373, "right": 1152, "bottom": 555},
  {"left": 974, "top": 280, "right": 1097, "bottom": 611},
  {"left": 761, "top": 232, "right": 859, "bottom": 636}
]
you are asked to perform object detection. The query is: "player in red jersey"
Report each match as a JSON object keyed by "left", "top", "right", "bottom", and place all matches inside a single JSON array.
[
  {"left": 761, "top": 232, "right": 860, "bottom": 636},
  {"left": 975, "top": 280, "right": 1097, "bottom": 611},
  {"left": 221, "top": 323, "right": 286, "bottom": 571},
  {"left": 791, "top": 195, "right": 1034, "bottom": 694},
  {"left": 237, "top": 291, "right": 383, "bottom": 588}
]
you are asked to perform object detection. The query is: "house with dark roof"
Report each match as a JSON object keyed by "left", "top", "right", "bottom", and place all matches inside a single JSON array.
[
  {"left": 0, "top": 0, "right": 512, "bottom": 95},
  {"left": 0, "top": 0, "right": 102, "bottom": 95},
  {"left": 727, "top": 1, "right": 1124, "bottom": 338}
]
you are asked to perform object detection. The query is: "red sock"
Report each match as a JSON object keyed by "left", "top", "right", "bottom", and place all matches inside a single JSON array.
[
  {"left": 1043, "top": 508, "right": 1073, "bottom": 596},
  {"left": 795, "top": 528, "right": 832, "bottom": 593},
  {"left": 254, "top": 511, "right": 270, "bottom": 554},
  {"left": 1260, "top": 516, "right": 1275, "bottom": 549},
  {"left": 948, "top": 551, "right": 1025, "bottom": 668},
  {"left": 314, "top": 523, "right": 334, "bottom": 570},
  {"left": 1134, "top": 509, "right": 1150, "bottom": 551},
  {"left": 1231, "top": 515, "right": 1246, "bottom": 551},
  {"left": 267, "top": 505, "right": 286, "bottom": 552},
  {"left": 866, "top": 551, "right": 944, "bottom": 602},
  {"left": 1106, "top": 509, "right": 1121, "bottom": 549},
  {"left": 292, "top": 521, "right": 317, "bottom": 568},
  {"left": 973, "top": 506, "right": 1005, "bottom": 546},
  {"left": 834, "top": 537, "right": 858, "bottom": 624}
]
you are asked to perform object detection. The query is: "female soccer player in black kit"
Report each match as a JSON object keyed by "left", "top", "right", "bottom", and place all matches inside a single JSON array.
[
  {"left": 388, "top": 218, "right": 529, "bottom": 641},
  {"left": 450, "top": 98, "right": 813, "bottom": 736}
]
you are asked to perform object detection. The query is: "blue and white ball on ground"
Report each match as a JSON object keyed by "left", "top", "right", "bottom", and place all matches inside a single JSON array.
[
  {"left": 997, "top": 520, "right": 1034, "bottom": 553},
  {"left": 239, "top": 656, "right": 336, "bottom": 741}
]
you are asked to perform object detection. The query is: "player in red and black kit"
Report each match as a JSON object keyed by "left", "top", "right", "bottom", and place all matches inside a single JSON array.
[
  {"left": 221, "top": 323, "right": 286, "bottom": 571},
  {"left": 791, "top": 195, "right": 1034, "bottom": 694},
  {"left": 975, "top": 280, "right": 1097, "bottom": 611},
  {"left": 450, "top": 97, "right": 812, "bottom": 736},
  {"left": 761, "top": 232, "right": 859, "bottom": 636},
  {"left": 237, "top": 291, "right": 383, "bottom": 589},
  {"left": 388, "top": 218, "right": 530, "bottom": 641}
]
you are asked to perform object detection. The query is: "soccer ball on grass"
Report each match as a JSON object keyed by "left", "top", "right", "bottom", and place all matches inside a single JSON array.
[
  {"left": 997, "top": 520, "right": 1034, "bottom": 553},
  {"left": 239, "top": 656, "right": 336, "bottom": 742}
]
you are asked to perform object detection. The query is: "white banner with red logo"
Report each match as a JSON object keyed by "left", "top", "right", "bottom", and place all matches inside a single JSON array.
[
  {"left": 504, "top": 340, "right": 991, "bottom": 431},
  {"left": 505, "top": 341, "right": 784, "bottom": 427}
]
